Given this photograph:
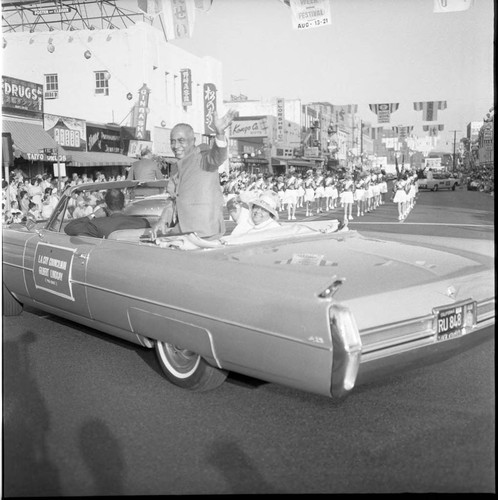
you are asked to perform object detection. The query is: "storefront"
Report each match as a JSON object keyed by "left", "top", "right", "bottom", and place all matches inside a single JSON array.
[{"left": 2, "top": 119, "right": 68, "bottom": 179}]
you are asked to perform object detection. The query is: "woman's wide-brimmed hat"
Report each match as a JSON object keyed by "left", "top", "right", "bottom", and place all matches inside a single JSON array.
[{"left": 249, "top": 193, "right": 279, "bottom": 220}]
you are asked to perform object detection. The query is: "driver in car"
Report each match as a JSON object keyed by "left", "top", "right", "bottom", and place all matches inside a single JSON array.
[{"left": 64, "top": 188, "right": 150, "bottom": 238}]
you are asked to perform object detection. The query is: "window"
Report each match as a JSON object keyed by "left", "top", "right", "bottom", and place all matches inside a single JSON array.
[
  {"left": 94, "top": 71, "right": 109, "bottom": 96},
  {"left": 45, "top": 74, "right": 59, "bottom": 99}
]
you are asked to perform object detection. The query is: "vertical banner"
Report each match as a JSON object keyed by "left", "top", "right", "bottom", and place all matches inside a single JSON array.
[
  {"left": 276, "top": 98, "right": 285, "bottom": 144},
  {"left": 203, "top": 83, "right": 217, "bottom": 135},
  {"left": 135, "top": 83, "right": 151, "bottom": 140},
  {"left": 369, "top": 103, "right": 399, "bottom": 124},
  {"left": 160, "top": 0, "right": 196, "bottom": 40},
  {"left": 289, "top": 0, "right": 331, "bottom": 30},
  {"left": 180, "top": 68, "right": 192, "bottom": 107},
  {"left": 433, "top": 0, "right": 474, "bottom": 13},
  {"left": 413, "top": 101, "right": 447, "bottom": 121}
]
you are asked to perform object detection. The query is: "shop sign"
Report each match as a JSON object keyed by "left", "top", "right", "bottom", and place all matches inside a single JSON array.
[
  {"left": 276, "top": 98, "right": 285, "bottom": 144},
  {"left": 230, "top": 117, "right": 268, "bottom": 138},
  {"left": 44, "top": 113, "right": 87, "bottom": 151},
  {"left": 2, "top": 75, "right": 43, "bottom": 117},
  {"left": 289, "top": 0, "right": 331, "bottom": 30},
  {"left": 26, "top": 152, "right": 68, "bottom": 162},
  {"left": 135, "top": 84, "right": 151, "bottom": 140},
  {"left": 203, "top": 83, "right": 217, "bottom": 135},
  {"left": 180, "top": 68, "right": 192, "bottom": 106},
  {"left": 86, "top": 124, "right": 122, "bottom": 153},
  {"left": 304, "top": 147, "right": 319, "bottom": 157}
]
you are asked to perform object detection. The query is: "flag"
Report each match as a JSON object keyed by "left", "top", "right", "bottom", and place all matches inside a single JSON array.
[
  {"left": 413, "top": 101, "right": 447, "bottom": 121},
  {"left": 433, "top": 0, "right": 473, "bottom": 13},
  {"left": 423, "top": 124, "right": 444, "bottom": 137},
  {"left": 369, "top": 103, "right": 399, "bottom": 124},
  {"left": 289, "top": 0, "right": 331, "bottom": 31},
  {"left": 159, "top": 0, "right": 196, "bottom": 40}
]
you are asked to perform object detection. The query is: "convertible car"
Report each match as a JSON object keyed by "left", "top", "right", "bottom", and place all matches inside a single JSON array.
[
  {"left": 2, "top": 180, "right": 495, "bottom": 398},
  {"left": 417, "top": 172, "right": 459, "bottom": 191}
]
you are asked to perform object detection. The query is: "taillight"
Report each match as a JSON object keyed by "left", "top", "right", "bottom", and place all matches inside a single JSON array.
[{"left": 329, "top": 304, "right": 362, "bottom": 398}]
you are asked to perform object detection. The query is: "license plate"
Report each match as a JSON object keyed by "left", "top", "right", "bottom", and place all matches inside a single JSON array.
[{"left": 434, "top": 301, "right": 477, "bottom": 341}]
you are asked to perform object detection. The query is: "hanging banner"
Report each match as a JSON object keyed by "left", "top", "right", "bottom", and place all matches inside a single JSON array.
[
  {"left": 180, "top": 68, "right": 192, "bottom": 107},
  {"left": 423, "top": 124, "right": 445, "bottom": 136},
  {"left": 433, "top": 0, "right": 474, "bottom": 13},
  {"left": 392, "top": 125, "right": 414, "bottom": 140},
  {"left": 289, "top": 0, "right": 331, "bottom": 30},
  {"left": 203, "top": 83, "right": 217, "bottom": 136},
  {"left": 276, "top": 98, "right": 285, "bottom": 144},
  {"left": 369, "top": 103, "right": 399, "bottom": 124},
  {"left": 413, "top": 101, "right": 447, "bottom": 121},
  {"left": 134, "top": 83, "right": 151, "bottom": 140},
  {"left": 44, "top": 114, "right": 87, "bottom": 151},
  {"left": 159, "top": 0, "right": 196, "bottom": 40}
]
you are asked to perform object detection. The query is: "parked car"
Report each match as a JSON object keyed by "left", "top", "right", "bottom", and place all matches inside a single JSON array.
[
  {"left": 2, "top": 181, "right": 494, "bottom": 398},
  {"left": 417, "top": 172, "right": 459, "bottom": 191}
]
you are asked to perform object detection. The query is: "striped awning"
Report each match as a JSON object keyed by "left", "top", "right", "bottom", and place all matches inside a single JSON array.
[
  {"left": 2, "top": 119, "right": 60, "bottom": 157},
  {"left": 66, "top": 151, "right": 134, "bottom": 167}
]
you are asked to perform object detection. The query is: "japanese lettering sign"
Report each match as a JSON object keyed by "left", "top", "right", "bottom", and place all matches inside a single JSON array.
[
  {"left": 44, "top": 113, "right": 86, "bottom": 151},
  {"left": 203, "top": 83, "right": 217, "bottom": 136},
  {"left": 180, "top": 68, "right": 192, "bottom": 107}
]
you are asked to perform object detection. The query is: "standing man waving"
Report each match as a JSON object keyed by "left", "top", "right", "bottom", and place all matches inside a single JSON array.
[{"left": 152, "top": 109, "right": 237, "bottom": 240}]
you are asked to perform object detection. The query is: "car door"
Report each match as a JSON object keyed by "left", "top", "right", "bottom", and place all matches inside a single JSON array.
[{"left": 22, "top": 228, "right": 103, "bottom": 319}]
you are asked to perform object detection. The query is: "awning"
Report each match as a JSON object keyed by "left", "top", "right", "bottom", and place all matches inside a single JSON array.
[
  {"left": 272, "top": 157, "right": 315, "bottom": 168},
  {"left": 66, "top": 151, "right": 135, "bottom": 167},
  {"left": 3, "top": 119, "right": 61, "bottom": 159}
]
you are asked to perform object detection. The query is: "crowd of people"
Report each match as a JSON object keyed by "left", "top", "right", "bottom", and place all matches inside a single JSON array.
[
  {"left": 466, "top": 163, "right": 494, "bottom": 194},
  {"left": 1, "top": 169, "right": 129, "bottom": 225}
]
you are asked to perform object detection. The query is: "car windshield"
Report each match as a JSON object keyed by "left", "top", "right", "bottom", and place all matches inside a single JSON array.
[{"left": 45, "top": 180, "right": 168, "bottom": 233}]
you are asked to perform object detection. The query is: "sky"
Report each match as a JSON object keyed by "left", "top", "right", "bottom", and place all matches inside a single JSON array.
[{"left": 166, "top": 0, "right": 494, "bottom": 150}]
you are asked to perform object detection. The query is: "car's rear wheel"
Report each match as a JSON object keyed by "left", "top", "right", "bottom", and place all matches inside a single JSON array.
[
  {"left": 3, "top": 283, "right": 23, "bottom": 316},
  {"left": 155, "top": 340, "right": 227, "bottom": 391},
  {"left": 433, "top": 185, "right": 438, "bottom": 191},
  {"left": 452, "top": 184, "right": 456, "bottom": 191}
]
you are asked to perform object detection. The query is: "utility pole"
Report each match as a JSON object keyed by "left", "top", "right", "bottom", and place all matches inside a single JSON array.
[{"left": 449, "top": 129, "right": 460, "bottom": 173}]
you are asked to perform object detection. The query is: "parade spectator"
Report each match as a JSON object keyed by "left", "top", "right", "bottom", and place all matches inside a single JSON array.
[
  {"left": 151, "top": 109, "right": 237, "bottom": 240},
  {"left": 40, "top": 187, "right": 59, "bottom": 219},
  {"left": 18, "top": 190, "right": 30, "bottom": 216},
  {"left": 64, "top": 188, "right": 150, "bottom": 238}
]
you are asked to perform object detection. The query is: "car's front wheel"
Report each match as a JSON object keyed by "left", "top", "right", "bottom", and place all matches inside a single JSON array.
[
  {"left": 433, "top": 185, "right": 438, "bottom": 191},
  {"left": 155, "top": 340, "right": 227, "bottom": 391},
  {"left": 452, "top": 184, "right": 456, "bottom": 191}
]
